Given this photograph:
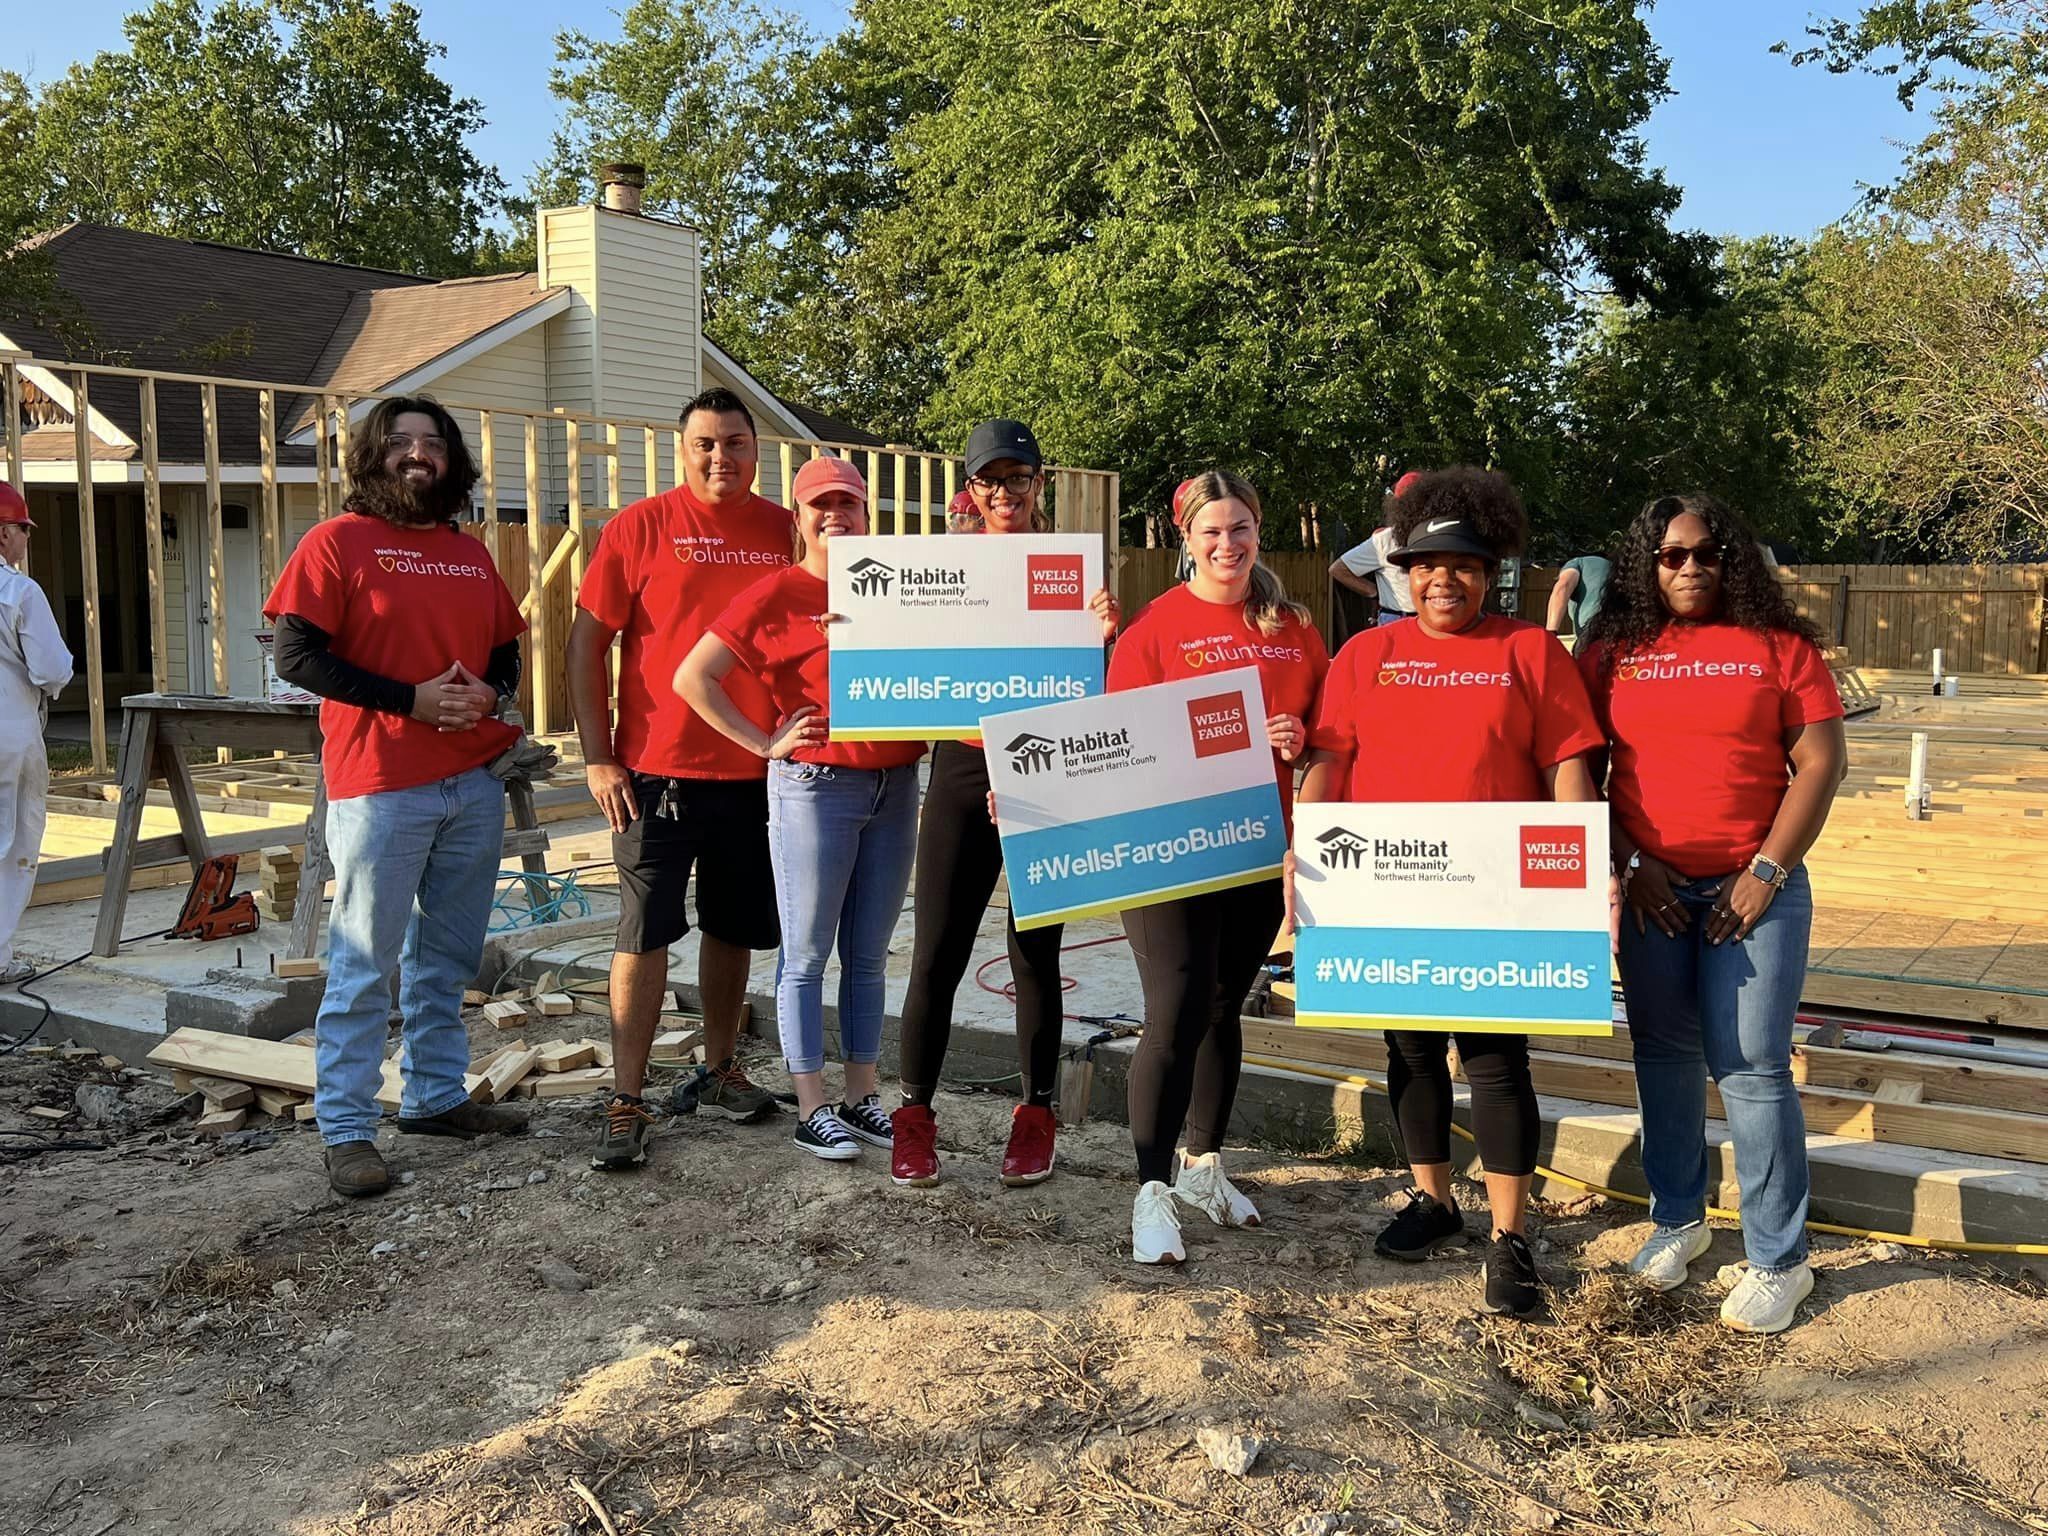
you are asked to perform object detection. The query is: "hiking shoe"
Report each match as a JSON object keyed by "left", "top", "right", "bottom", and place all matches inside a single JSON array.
[
  {"left": 1172, "top": 1150, "right": 1261, "bottom": 1228},
  {"left": 324, "top": 1140, "right": 391, "bottom": 1198},
  {"left": 794, "top": 1105, "right": 860, "bottom": 1162},
  {"left": 698, "top": 1056, "right": 778, "bottom": 1123},
  {"left": 1132, "top": 1180, "right": 1185, "bottom": 1265},
  {"left": 891, "top": 1104, "right": 940, "bottom": 1187},
  {"left": 0, "top": 959, "right": 35, "bottom": 986},
  {"left": 1000, "top": 1103, "right": 1056, "bottom": 1186},
  {"left": 1483, "top": 1232, "right": 1542, "bottom": 1317},
  {"left": 1720, "top": 1262, "right": 1814, "bottom": 1334},
  {"left": 1629, "top": 1223, "right": 1714, "bottom": 1292},
  {"left": 397, "top": 1100, "right": 530, "bottom": 1140},
  {"left": 1374, "top": 1190, "right": 1466, "bottom": 1262},
  {"left": 837, "top": 1094, "right": 894, "bottom": 1149},
  {"left": 591, "top": 1093, "right": 657, "bottom": 1170}
]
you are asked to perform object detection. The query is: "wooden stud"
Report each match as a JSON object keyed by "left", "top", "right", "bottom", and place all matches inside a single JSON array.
[
  {"left": 73, "top": 370, "right": 108, "bottom": 770},
  {"left": 149, "top": 1029, "right": 318, "bottom": 1095},
  {"left": 535, "top": 1040, "right": 597, "bottom": 1074},
  {"left": 194, "top": 1107, "right": 248, "bottom": 1137},
  {"left": 537, "top": 992, "right": 575, "bottom": 1017},
  {"left": 201, "top": 380, "right": 228, "bottom": 696},
  {"left": 513, "top": 1065, "right": 614, "bottom": 1099},
  {"left": 484, "top": 1000, "right": 528, "bottom": 1029},
  {"left": 253, "top": 1087, "right": 303, "bottom": 1117},
  {"left": 477, "top": 1046, "right": 541, "bottom": 1105},
  {"left": 587, "top": 1038, "right": 614, "bottom": 1068},
  {"left": 462, "top": 989, "right": 492, "bottom": 1006},
  {"left": 140, "top": 374, "right": 169, "bottom": 692},
  {"left": 175, "top": 1073, "right": 254, "bottom": 1109},
  {"left": 275, "top": 957, "right": 323, "bottom": 979},
  {"left": 26, "top": 1105, "right": 68, "bottom": 1122},
  {"left": 479, "top": 409, "right": 496, "bottom": 528}
]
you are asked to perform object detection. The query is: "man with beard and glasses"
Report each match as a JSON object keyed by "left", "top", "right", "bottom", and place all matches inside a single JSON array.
[
  {"left": 571, "top": 387, "right": 792, "bottom": 1171},
  {"left": 268, "top": 397, "right": 530, "bottom": 1197}
]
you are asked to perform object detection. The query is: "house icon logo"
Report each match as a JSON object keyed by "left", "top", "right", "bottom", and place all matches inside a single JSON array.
[
  {"left": 1006, "top": 733, "right": 1057, "bottom": 775},
  {"left": 847, "top": 557, "right": 895, "bottom": 597},
  {"left": 1316, "top": 827, "right": 1371, "bottom": 869}
]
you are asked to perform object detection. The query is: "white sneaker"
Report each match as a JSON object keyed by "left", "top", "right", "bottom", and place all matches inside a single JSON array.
[
  {"left": 1172, "top": 1150, "right": 1261, "bottom": 1228},
  {"left": 1132, "top": 1180, "right": 1185, "bottom": 1265},
  {"left": 1719, "top": 1262, "right": 1815, "bottom": 1333},
  {"left": 0, "top": 959, "right": 35, "bottom": 986},
  {"left": 1628, "top": 1223, "right": 1713, "bottom": 1291}
]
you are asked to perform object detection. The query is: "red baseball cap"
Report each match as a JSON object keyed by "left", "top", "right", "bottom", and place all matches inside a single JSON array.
[
  {"left": 790, "top": 455, "right": 868, "bottom": 506},
  {"left": 1170, "top": 477, "right": 1200, "bottom": 527},
  {"left": 0, "top": 481, "right": 31, "bottom": 527},
  {"left": 1392, "top": 470, "right": 1425, "bottom": 499}
]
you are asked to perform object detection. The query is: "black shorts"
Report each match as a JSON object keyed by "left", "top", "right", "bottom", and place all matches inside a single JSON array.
[{"left": 611, "top": 774, "right": 780, "bottom": 955}]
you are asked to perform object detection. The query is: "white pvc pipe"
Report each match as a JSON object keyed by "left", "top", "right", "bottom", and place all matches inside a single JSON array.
[{"left": 1906, "top": 731, "right": 1930, "bottom": 820}]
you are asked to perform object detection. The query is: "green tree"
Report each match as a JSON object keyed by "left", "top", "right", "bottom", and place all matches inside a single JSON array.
[
  {"left": 1784, "top": 2, "right": 2048, "bottom": 556},
  {"left": 1552, "top": 238, "right": 1838, "bottom": 559},
  {"left": 800, "top": 0, "right": 1711, "bottom": 546},
  {"left": 32, "top": 0, "right": 502, "bottom": 275}
]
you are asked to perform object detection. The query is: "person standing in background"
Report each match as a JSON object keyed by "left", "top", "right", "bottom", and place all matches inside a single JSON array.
[
  {"left": 1329, "top": 472, "right": 1423, "bottom": 626},
  {"left": 0, "top": 482, "right": 73, "bottom": 986},
  {"left": 1546, "top": 552, "right": 1613, "bottom": 644}
]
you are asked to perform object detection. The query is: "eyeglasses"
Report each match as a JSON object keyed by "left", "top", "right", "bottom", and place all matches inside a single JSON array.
[
  {"left": 384, "top": 433, "right": 449, "bottom": 457},
  {"left": 1656, "top": 544, "right": 1724, "bottom": 571},
  {"left": 968, "top": 471, "right": 1038, "bottom": 497}
]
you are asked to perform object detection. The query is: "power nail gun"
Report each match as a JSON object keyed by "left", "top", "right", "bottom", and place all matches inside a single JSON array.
[{"left": 170, "top": 854, "right": 261, "bottom": 942}]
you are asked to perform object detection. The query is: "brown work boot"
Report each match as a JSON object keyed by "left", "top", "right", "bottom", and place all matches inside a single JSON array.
[
  {"left": 325, "top": 1140, "right": 392, "bottom": 1198},
  {"left": 397, "top": 1100, "right": 530, "bottom": 1140}
]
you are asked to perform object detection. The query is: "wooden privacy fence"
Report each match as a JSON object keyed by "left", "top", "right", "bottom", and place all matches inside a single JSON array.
[{"left": 2, "top": 351, "right": 1120, "bottom": 766}]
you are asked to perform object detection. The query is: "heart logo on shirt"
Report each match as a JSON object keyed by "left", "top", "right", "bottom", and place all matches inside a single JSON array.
[
  {"left": 1377, "top": 668, "right": 1397, "bottom": 686},
  {"left": 378, "top": 557, "right": 396, "bottom": 572}
]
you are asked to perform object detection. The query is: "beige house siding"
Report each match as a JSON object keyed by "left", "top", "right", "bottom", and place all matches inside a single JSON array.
[
  {"left": 430, "top": 326, "right": 561, "bottom": 514},
  {"left": 537, "top": 206, "right": 597, "bottom": 418},
  {"left": 590, "top": 210, "right": 701, "bottom": 421}
]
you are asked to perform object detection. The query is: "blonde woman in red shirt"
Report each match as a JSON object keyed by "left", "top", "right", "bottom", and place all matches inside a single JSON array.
[
  {"left": 1108, "top": 469, "right": 1329, "bottom": 1264},
  {"left": 1579, "top": 494, "right": 1846, "bottom": 1334},
  {"left": 1299, "top": 468, "right": 1604, "bottom": 1317}
]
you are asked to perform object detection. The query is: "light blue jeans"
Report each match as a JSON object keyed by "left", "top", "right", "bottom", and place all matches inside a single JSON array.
[
  {"left": 314, "top": 767, "right": 506, "bottom": 1145},
  {"left": 766, "top": 760, "right": 919, "bottom": 1075},
  {"left": 1617, "top": 865, "right": 1814, "bottom": 1271}
]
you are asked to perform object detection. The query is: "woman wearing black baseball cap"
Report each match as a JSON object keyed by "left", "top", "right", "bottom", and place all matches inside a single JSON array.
[
  {"left": 891, "top": 419, "right": 1119, "bottom": 1188},
  {"left": 1296, "top": 467, "right": 1604, "bottom": 1317}
]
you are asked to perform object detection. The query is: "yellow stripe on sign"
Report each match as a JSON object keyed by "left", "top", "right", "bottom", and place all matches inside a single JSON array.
[
  {"left": 1012, "top": 864, "right": 1286, "bottom": 932},
  {"left": 1294, "top": 1013, "right": 1617, "bottom": 1038},
  {"left": 827, "top": 728, "right": 961, "bottom": 742}
]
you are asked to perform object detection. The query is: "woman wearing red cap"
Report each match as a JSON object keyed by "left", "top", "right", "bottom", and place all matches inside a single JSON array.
[
  {"left": 1110, "top": 469, "right": 1328, "bottom": 1264},
  {"left": 678, "top": 455, "right": 922, "bottom": 1164},
  {"left": 891, "top": 419, "right": 1119, "bottom": 1188},
  {"left": 1298, "top": 468, "right": 1603, "bottom": 1317}
]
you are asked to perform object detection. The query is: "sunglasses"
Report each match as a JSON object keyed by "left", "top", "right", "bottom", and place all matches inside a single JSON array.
[{"left": 1656, "top": 544, "right": 1724, "bottom": 571}]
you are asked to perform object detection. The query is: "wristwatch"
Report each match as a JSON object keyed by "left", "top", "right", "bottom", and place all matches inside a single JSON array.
[{"left": 1747, "top": 854, "right": 1792, "bottom": 890}]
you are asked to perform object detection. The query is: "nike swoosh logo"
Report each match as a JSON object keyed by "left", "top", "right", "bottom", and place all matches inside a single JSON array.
[{"left": 1423, "top": 518, "right": 1458, "bottom": 534}]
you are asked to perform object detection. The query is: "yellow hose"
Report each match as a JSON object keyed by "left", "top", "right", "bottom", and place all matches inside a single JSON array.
[{"left": 1241, "top": 1053, "right": 2048, "bottom": 1258}]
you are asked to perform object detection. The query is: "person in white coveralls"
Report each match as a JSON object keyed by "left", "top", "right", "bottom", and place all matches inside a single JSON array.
[{"left": 0, "top": 481, "right": 75, "bottom": 985}]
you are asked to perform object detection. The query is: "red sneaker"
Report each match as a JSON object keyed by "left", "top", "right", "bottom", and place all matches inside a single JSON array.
[
  {"left": 891, "top": 1104, "right": 940, "bottom": 1187},
  {"left": 1000, "top": 1104, "right": 1056, "bottom": 1186}
]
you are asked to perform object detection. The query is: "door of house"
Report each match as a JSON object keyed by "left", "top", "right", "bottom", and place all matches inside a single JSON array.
[{"left": 187, "top": 503, "right": 265, "bottom": 697}]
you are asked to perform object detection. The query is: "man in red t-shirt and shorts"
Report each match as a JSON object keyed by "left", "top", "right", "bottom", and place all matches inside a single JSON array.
[{"left": 571, "top": 387, "right": 792, "bottom": 1168}]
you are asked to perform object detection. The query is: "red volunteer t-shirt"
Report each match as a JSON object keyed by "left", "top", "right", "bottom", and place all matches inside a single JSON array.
[
  {"left": 576, "top": 486, "right": 793, "bottom": 780},
  {"left": 1579, "top": 622, "right": 1843, "bottom": 878},
  {"left": 1310, "top": 615, "right": 1603, "bottom": 801},
  {"left": 1107, "top": 583, "right": 1329, "bottom": 820},
  {"left": 265, "top": 513, "right": 525, "bottom": 800},
  {"left": 710, "top": 566, "right": 926, "bottom": 772}
]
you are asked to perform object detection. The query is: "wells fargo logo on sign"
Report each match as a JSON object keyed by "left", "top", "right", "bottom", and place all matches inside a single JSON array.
[
  {"left": 1187, "top": 692, "right": 1252, "bottom": 759},
  {"left": 1520, "top": 825, "right": 1587, "bottom": 888},
  {"left": 1026, "top": 555, "right": 1084, "bottom": 610}
]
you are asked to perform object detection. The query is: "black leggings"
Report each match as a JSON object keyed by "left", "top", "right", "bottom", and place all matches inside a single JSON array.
[
  {"left": 898, "top": 741, "right": 1065, "bottom": 1107},
  {"left": 1383, "top": 1030, "right": 1538, "bottom": 1178},
  {"left": 1124, "top": 879, "right": 1285, "bottom": 1185}
]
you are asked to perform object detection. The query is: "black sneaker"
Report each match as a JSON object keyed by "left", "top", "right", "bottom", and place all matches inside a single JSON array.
[
  {"left": 1483, "top": 1232, "right": 1542, "bottom": 1317},
  {"left": 793, "top": 1105, "right": 861, "bottom": 1162},
  {"left": 836, "top": 1095, "right": 894, "bottom": 1148},
  {"left": 591, "top": 1094, "right": 657, "bottom": 1170},
  {"left": 1374, "top": 1190, "right": 1466, "bottom": 1262}
]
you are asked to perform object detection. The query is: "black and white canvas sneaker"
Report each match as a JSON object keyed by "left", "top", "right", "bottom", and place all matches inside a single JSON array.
[
  {"left": 794, "top": 1105, "right": 861, "bottom": 1162},
  {"left": 836, "top": 1094, "right": 895, "bottom": 1149}
]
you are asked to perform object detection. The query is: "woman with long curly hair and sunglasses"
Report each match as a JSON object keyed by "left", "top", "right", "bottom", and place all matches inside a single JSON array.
[{"left": 1577, "top": 495, "right": 1847, "bottom": 1335}]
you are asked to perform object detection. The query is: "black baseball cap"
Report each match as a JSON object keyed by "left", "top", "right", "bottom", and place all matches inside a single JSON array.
[
  {"left": 1388, "top": 515, "right": 1498, "bottom": 566},
  {"left": 964, "top": 419, "right": 1042, "bottom": 479}
]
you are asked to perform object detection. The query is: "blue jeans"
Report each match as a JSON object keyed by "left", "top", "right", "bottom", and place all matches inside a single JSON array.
[
  {"left": 766, "top": 760, "right": 919, "bottom": 1075},
  {"left": 314, "top": 767, "right": 506, "bottom": 1145},
  {"left": 1617, "top": 865, "right": 1813, "bottom": 1270}
]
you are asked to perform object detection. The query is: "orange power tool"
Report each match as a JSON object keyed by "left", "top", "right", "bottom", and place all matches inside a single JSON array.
[{"left": 170, "top": 854, "right": 261, "bottom": 942}]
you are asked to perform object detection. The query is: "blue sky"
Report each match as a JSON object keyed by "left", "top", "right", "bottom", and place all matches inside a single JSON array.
[{"left": 9, "top": 0, "right": 1926, "bottom": 240}]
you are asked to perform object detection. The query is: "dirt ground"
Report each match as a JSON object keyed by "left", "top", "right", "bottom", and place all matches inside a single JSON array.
[{"left": 4, "top": 1018, "right": 2047, "bottom": 1536}]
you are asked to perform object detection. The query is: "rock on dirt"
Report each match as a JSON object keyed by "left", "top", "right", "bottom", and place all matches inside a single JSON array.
[
  {"left": 72, "top": 1083, "right": 125, "bottom": 1127},
  {"left": 1197, "top": 1426, "right": 1262, "bottom": 1476},
  {"left": 537, "top": 1258, "right": 591, "bottom": 1293}
]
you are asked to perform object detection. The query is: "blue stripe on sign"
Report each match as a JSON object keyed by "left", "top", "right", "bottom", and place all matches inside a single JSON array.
[
  {"left": 831, "top": 646, "right": 1105, "bottom": 734},
  {"left": 1002, "top": 781, "right": 1287, "bottom": 926},
  {"left": 1295, "top": 926, "right": 1611, "bottom": 1025}
]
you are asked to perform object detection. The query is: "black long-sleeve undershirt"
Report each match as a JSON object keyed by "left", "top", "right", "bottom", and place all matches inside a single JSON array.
[{"left": 273, "top": 613, "right": 521, "bottom": 716}]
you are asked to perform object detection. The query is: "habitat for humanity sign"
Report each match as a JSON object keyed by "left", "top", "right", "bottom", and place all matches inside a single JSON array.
[
  {"left": 986, "top": 666, "right": 1286, "bottom": 930},
  {"left": 1291, "top": 802, "right": 1611, "bottom": 1037},
  {"left": 827, "top": 534, "right": 1105, "bottom": 740}
]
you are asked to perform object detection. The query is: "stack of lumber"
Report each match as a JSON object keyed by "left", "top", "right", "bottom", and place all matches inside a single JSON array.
[
  {"left": 144, "top": 1026, "right": 648, "bottom": 1127},
  {"left": 1243, "top": 1016, "right": 2048, "bottom": 1167},
  {"left": 254, "top": 845, "right": 300, "bottom": 923}
]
